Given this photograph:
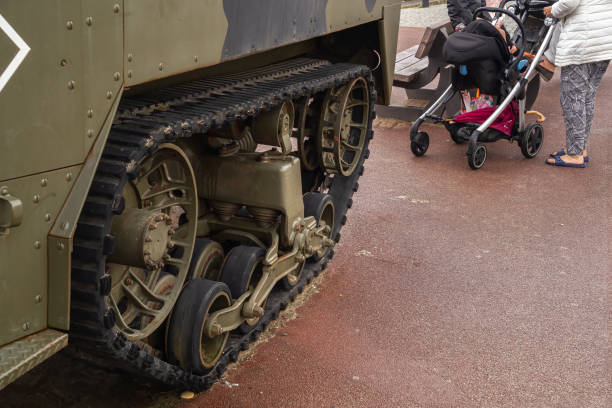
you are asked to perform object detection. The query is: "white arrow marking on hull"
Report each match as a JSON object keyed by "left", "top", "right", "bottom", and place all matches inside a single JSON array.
[{"left": 0, "top": 13, "right": 31, "bottom": 93}]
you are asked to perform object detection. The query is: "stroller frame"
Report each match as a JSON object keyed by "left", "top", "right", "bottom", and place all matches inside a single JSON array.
[{"left": 409, "top": 1, "right": 558, "bottom": 169}]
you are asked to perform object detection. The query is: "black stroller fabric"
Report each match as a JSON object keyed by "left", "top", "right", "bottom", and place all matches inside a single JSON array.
[{"left": 443, "top": 20, "right": 511, "bottom": 95}]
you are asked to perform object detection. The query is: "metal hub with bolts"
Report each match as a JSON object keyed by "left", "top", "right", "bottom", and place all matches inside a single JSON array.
[
  {"left": 105, "top": 144, "right": 198, "bottom": 340},
  {"left": 110, "top": 209, "right": 176, "bottom": 271}
]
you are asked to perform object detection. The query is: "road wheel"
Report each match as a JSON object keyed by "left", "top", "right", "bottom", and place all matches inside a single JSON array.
[
  {"left": 220, "top": 246, "right": 266, "bottom": 333},
  {"left": 187, "top": 238, "right": 225, "bottom": 281},
  {"left": 166, "top": 279, "right": 231, "bottom": 374}
]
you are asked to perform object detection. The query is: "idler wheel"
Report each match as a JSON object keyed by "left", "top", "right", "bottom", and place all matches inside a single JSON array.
[
  {"left": 166, "top": 279, "right": 232, "bottom": 374},
  {"left": 317, "top": 77, "right": 369, "bottom": 177},
  {"left": 220, "top": 246, "right": 266, "bottom": 333}
]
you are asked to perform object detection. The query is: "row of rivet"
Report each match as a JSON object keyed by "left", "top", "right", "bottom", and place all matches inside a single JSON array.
[
  {"left": 64, "top": 5, "right": 121, "bottom": 139},
  {"left": 30, "top": 174, "right": 72, "bottom": 251},
  {"left": 2, "top": 180, "right": 59, "bottom": 330},
  {"left": 125, "top": 53, "right": 201, "bottom": 79},
  {"left": 22, "top": 294, "right": 43, "bottom": 331}
]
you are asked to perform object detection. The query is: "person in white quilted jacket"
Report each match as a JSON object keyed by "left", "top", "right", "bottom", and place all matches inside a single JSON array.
[{"left": 544, "top": 0, "right": 612, "bottom": 168}]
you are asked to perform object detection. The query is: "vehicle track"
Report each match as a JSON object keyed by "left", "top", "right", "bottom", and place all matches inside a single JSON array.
[{"left": 70, "top": 58, "right": 376, "bottom": 391}]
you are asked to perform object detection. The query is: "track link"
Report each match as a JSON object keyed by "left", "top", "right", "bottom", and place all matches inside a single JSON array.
[{"left": 70, "top": 58, "right": 376, "bottom": 391}]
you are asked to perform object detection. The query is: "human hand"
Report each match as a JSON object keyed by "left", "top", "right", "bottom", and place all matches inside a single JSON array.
[
  {"left": 544, "top": 6, "right": 553, "bottom": 18},
  {"left": 455, "top": 23, "right": 466, "bottom": 32}
]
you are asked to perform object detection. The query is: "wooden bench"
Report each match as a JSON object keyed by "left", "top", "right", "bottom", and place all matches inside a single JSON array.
[{"left": 377, "top": 19, "right": 461, "bottom": 121}]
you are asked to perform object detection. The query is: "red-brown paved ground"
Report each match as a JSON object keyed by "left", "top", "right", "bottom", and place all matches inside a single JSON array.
[
  {"left": 3, "top": 23, "right": 610, "bottom": 408},
  {"left": 182, "top": 32, "right": 611, "bottom": 408}
]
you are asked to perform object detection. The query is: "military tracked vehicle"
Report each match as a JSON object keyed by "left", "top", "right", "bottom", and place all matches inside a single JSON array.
[{"left": 0, "top": 0, "right": 400, "bottom": 391}]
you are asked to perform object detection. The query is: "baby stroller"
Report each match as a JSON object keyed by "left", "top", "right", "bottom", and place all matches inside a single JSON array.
[{"left": 409, "top": 0, "right": 559, "bottom": 169}]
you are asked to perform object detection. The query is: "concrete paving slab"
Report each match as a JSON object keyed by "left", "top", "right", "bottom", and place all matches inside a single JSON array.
[{"left": 400, "top": 4, "right": 449, "bottom": 27}]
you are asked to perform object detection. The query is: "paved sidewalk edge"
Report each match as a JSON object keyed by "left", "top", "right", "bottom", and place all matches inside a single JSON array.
[{"left": 402, "top": 0, "right": 447, "bottom": 9}]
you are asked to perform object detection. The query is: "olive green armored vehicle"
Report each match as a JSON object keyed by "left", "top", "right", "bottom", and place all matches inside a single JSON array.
[{"left": 0, "top": 0, "right": 400, "bottom": 391}]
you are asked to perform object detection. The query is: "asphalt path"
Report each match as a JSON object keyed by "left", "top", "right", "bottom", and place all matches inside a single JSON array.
[{"left": 187, "top": 26, "right": 611, "bottom": 408}]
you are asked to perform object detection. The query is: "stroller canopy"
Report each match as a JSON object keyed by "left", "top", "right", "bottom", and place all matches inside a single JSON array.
[{"left": 443, "top": 20, "right": 511, "bottom": 67}]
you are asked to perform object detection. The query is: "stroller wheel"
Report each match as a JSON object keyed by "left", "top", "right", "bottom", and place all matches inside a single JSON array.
[
  {"left": 411, "top": 131, "right": 429, "bottom": 157},
  {"left": 467, "top": 144, "right": 487, "bottom": 170},
  {"left": 520, "top": 123, "right": 544, "bottom": 159}
]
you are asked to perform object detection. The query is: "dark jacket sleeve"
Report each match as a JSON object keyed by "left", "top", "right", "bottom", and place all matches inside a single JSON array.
[{"left": 447, "top": 0, "right": 486, "bottom": 29}]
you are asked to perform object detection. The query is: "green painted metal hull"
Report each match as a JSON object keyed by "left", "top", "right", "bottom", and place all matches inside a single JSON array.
[{"left": 0, "top": 0, "right": 400, "bottom": 388}]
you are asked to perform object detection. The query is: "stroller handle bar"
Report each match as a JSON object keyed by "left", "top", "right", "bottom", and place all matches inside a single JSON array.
[
  {"left": 500, "top": 0, "right": 558, "bottom": 11},
  {"left": 473, "top": 6, "right": 527, "bottom": 73}
]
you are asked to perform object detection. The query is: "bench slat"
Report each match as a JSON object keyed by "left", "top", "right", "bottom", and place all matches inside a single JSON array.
[
  {"left": 395, "top": 53, "right": 427, "bottom": 73},
  {"left": 395, "top": 58, "right": 430, "bottom": 83},
  {"left": 395, "top": 45, "right": 420, "bottom": 63}
]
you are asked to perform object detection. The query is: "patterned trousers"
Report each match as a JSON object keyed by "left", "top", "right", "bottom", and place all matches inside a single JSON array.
[{"left": 560, "top": 61, "right": 609, "bottom": 155}]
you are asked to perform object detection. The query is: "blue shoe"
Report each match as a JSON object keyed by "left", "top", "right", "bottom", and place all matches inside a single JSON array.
[
  {"left": 549, "top": 148, "right": 589, "bottom": 162},
  {"left": 545, "top": 155, "right": 586, "bottom": 168}
]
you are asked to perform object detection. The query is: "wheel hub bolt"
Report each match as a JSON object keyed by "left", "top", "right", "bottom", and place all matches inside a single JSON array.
[
  {"left": 253, "top": 306, "right": 264, "bottom": 317},
  {"left": 210, "top": 323, "right": 224, "bottom": 337}
]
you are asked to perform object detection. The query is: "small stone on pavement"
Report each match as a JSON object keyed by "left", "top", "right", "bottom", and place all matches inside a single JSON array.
[{"left": 180, "top": 391, "right": 195, "bottom": 400}]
